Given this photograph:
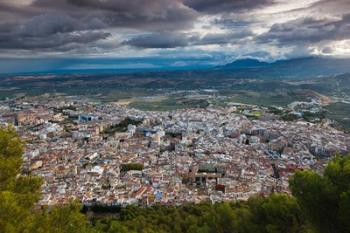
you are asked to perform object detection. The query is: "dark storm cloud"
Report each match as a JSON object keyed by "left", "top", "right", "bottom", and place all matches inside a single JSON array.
[
  {"left": 0, "top": 12, "right": 110, "bottom": 50},
  {"left": 32, "top": 0, "right": 198, "bottom": 30},
  {"left": 0, "top": 0, "right": 348, "bottom": 59},
  {"left": 258, "top": 14, "right": 350, "bottom": 45},
  {"left": 0, "top": 2, "right": 20, "bottom": 12},
  {"left": 0, "top": 0, "right": 199, "bottom": 51},
  {"left": 183, "top": 0, "right": 274, "bottom": 14},
  {"left": 0, "top": 30, "right": 110, "bottom": 50},
  {"left": 12, "top": 0, "right": 272, "bottom": 32},
  {"left": 67, "top": 0, "right": 178, "bottom": 14},
  {"left": 124, "top": 29, "right": 253, "bottom": 48},
  {"left": 0, "top": 2, "right": 38, "bottom": 21},
  {"left": 18, "top": 13, "right": 89, "bottom": 36},
  {"left": 123, "top": 32, "right": 193, "bottom": 49},
  {"left": 0, "top": 0, "right": 273, "bottom": 52},
  {"left": 213, "top": 18, "right": 253, "bottom": 29},
  {"left": 321, "top": 47, "right": 334, "bottom": 54}
]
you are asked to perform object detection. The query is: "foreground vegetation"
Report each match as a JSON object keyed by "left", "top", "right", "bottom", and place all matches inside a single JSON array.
[{"left": 0, "top": 126, "right": 350, "bottom": 233}]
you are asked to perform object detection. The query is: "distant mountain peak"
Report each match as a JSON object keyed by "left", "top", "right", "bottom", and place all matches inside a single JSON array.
[{"left": 220, "top": 58, "right": 270, "bottom": 69}]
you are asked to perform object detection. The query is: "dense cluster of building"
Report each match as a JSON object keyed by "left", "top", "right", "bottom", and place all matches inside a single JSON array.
[{"left": 1, "top": 95, "right": 349, "bottom": 206}]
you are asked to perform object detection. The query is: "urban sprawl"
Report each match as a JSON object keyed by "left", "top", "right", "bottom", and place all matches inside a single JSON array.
[{"left": 0, "top": 95, "right": 349, "bottom": 207}]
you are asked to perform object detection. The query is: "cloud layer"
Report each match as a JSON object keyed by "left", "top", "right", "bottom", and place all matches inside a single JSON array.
[{"left": 0, "top": 0, "right": 350, "bottom": 60}]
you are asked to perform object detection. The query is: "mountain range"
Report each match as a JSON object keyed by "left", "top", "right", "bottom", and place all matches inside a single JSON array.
[
  {"left": 217, "top": 57, "right": 350, "bottom": 79},
  {"left": 1, "top": 56, "right": 350, "bottom": 80}
]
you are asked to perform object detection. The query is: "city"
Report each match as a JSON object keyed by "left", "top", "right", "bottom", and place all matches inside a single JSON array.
[{"left": 1, "top": 95, "right": 348, "bottom": 207}]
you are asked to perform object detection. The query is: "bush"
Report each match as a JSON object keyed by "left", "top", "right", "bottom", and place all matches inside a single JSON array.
[{"left": 120, "top": 163, "right": 144, "bottom": 172}]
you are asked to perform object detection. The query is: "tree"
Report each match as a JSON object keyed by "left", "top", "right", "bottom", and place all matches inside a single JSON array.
[
  {"left": 0, "top": 126, "right": 25, "bottom": 190},
  {"left": 0, "top": 126, "right": 42, "bottom": 232},
  {"left": 0, "top": 126, "right": 94, "bottom": 233},
  {"left": 30, "top": 202, "right": 95, "bottom": 233},
  {"left": 229, "top": 194, "right": 306, "bottom": 233},
  {"left": 290, "top": 155, "right": 350, "bottom": 233}
]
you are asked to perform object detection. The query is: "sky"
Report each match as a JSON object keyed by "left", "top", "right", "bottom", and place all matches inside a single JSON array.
[{"left": 1, "top": 0, "right": 350, "bottom": 73}]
